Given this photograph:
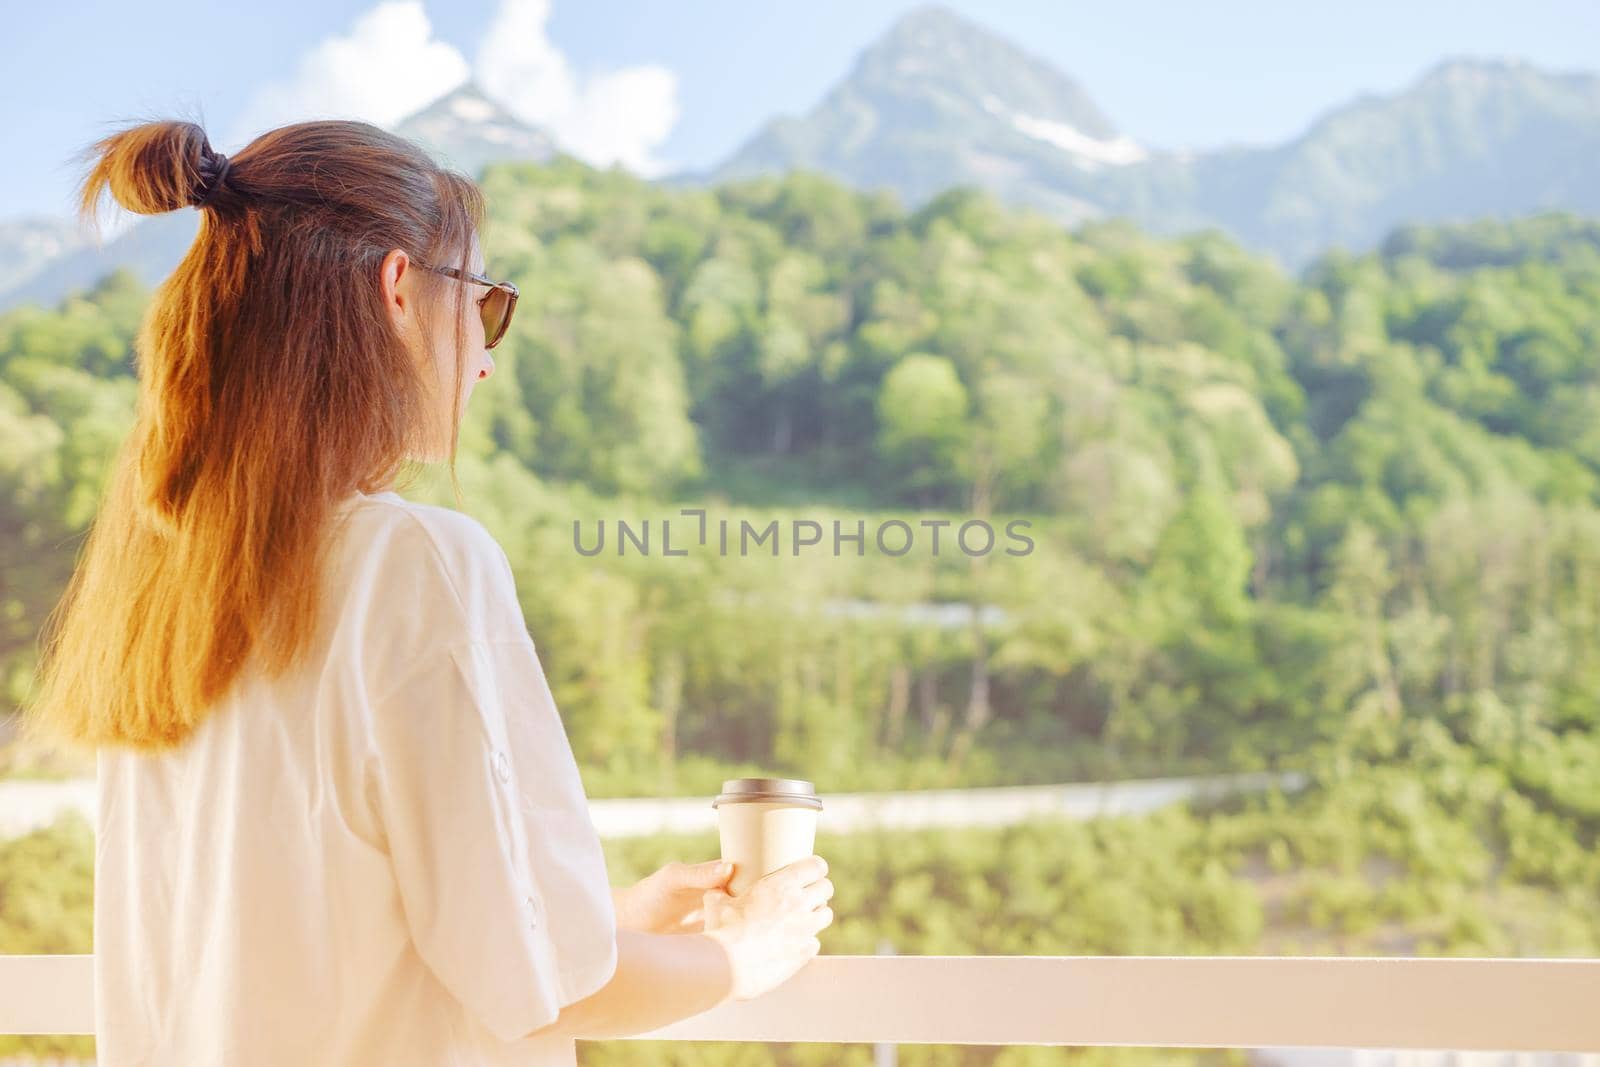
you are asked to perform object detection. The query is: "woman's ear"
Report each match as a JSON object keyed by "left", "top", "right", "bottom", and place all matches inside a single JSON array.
[{"left": 379, "top": 248, "right": 411, "bottom": 332}]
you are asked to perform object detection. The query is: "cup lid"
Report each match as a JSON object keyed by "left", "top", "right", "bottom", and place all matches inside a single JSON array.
[{"left": 712, "top": 776, "right": 823, "bottom": 810}]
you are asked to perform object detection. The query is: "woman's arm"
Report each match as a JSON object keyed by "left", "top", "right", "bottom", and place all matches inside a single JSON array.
[{"left": 530, "top": 928, "right": 736, "bottom": 1041}]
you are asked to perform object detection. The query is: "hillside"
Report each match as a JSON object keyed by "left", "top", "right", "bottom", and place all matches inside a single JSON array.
[{"left": 5, "top": 162, "right": 1600, "bottom": 799}]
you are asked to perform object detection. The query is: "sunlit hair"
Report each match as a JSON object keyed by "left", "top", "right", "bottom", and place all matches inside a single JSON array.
[{"left": 19, "top": 115, "right": 485, "bottom": 753}]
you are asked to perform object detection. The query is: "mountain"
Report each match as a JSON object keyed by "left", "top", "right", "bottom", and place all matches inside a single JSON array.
[
  {"left": 0, "top": 217, "right": 89, "bottom": 296},
  {"left": 9, "top": 11, "right": 1600, "bottom": 306},
  {"left": 712, "top": 4, "right": 1147, "bottom": 225},
  {"left": 1173, "top": 58, "right": 1600, "bottom": 267},
  {"left": 709, "top": 6, "right": 1600, "bottom": 268},
  {"left": 0, "top": 212, "right": 199, "bottom": 313},
  {"left": 0, "top": 84, "right": 558, "bottom": 312},
  {"left": 394, "top": 81, "right": 557, "bottom": 176}
]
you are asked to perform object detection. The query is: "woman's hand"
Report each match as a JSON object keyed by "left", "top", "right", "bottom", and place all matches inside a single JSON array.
[
  {"left": 703, "top": 854, "right": 833, "bottom": 1002},
  {"left": 613, "top": 859, "right": 735, "bottom": 935}
]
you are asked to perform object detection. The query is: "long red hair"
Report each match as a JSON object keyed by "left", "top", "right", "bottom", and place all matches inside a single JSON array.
[{"left": 20, "top": 117, "right": 485, "bottom": 752}]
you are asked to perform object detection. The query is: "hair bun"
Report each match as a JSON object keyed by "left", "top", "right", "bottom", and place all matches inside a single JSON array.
[{"left": 73, "top": 120, "right": 233, "bottom": 226}]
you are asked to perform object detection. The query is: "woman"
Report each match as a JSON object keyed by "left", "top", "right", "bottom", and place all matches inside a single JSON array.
[{"left": 19, "top": 119, "right": 833, "bottom": 1066}]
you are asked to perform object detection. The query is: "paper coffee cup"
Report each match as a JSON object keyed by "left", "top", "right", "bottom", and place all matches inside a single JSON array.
[{"left": 712, "top": 777, "right": 822, "bottom": 897}]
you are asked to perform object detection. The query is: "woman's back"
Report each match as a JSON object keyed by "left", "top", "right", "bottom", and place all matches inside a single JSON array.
[{"left": 93, "top": 490, "right": 619, "bottom": 1066}]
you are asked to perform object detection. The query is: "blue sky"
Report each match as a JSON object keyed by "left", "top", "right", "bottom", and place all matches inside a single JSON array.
[{"left": 5, "top": 0, "right": 1598, "bottom": 224}]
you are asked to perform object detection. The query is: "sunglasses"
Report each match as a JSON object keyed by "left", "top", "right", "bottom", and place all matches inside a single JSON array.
[{"left": 417, "top": 262, "right": 519, "bottom": 349}]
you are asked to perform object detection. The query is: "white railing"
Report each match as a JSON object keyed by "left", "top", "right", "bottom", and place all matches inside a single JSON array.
[{"left": 3, "top": 955, "right": 1597, "bottom": 1051}]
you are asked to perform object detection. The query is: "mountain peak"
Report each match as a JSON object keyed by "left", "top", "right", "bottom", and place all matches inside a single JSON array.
[
  {"left": 1419, "top": 56, "right": 1534, "bottom": 81},
  {"left": 851, "top": 5, "right": 1120, "bottom": 141},
  {"left": 1408, "top": 55, "right": 1600, "bottom": 97},
  {"left": 878, "top": 3, "right": 984, "bottom": 43},
  {"left": 394, "top": 82, "right": 556, "bottom": 175},
  {"left": 711, "top": 4, "right": 1143, "bottom": 217}
]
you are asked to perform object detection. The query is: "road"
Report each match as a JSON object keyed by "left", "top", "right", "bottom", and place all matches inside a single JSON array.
[{"left": 0, "top": 771, "right": 1305, "bottom": 840}]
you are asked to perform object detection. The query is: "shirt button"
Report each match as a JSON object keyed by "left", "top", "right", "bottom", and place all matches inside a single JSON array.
[
  {"left": 493, "top": 750, "right": 511, "bottom": 783},
  {"left": 525, "top": 895, "right": 539, "bottom": 928}
]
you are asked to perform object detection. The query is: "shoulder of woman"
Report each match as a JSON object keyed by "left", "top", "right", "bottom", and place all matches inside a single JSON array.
[{"left": 343, "top": 497, "right": 524, "bottom": 640}]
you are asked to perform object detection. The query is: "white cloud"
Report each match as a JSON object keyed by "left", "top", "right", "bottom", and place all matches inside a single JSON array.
[
  {"left": 474, "top": 0, "right": 680, "bottom": 176},
  {"left": 218, "top": 0, "right": 679, "bottom": 176},
  {"left": 224, "top": 1, "right": 470, "bottom": 150}
]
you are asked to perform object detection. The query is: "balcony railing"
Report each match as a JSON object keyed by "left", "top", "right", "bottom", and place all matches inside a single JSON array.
[{"left": 3, "top": 954, "right": 1597, "bottom": 1050}]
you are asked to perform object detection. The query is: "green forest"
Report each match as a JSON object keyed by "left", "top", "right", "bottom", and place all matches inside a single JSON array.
[{"left": 2, "top": 161, "right": 1599, "bottom": 1063}]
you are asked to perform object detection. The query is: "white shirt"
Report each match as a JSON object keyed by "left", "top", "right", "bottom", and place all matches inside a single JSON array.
[{"left": 94, "top": 489, "right": 619, "bottom": 1066}]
